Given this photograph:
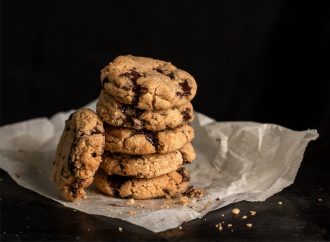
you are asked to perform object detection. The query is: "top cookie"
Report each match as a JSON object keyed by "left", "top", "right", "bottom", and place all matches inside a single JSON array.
[
  {"left": 101, "top": 55, "right": 197, "bottom": 110},
  {"left": 52, "top": 108, "right": 105, "bottom": 201}
]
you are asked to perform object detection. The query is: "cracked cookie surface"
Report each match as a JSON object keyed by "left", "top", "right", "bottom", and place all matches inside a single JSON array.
[
  {"left": 104, "top": 124, "right": 194, "bottom": 155},
  {"left": 94, "top": 167, "right": 190, "bottom": 199},
  {"left": 52, "top": 108, "right": 105, "bottom": 201},
  {"left": 101, "top": 143, "right": 195, "bottom": 178},
  {"left": 96, "top": 90, "right": 194, "bottom": 131},
  {"left": 101, "top": 55, "right": 197, "bottom": 110}
]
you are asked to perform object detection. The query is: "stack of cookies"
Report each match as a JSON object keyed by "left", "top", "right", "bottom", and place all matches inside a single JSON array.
[
  {"left": 52, "top": 55, "right": 197, "bottom": 201},
  {"left": 94, "top": 55, "right": 198, "bottom": 199}
]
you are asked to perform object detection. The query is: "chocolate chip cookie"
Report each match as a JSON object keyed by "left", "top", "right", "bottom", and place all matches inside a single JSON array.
[
  {"left": 52, "top": 108, "right": 105, "bottom": 201},
  {"left": 94, "top": 167, "right": 190, "bottom": 199},
  {"left": 100, "top": 143, "right": 195, "bottom": 178},
  {"left": 101, "top": 55, "right": 197, "bottom": 110},
  {"left": 104, "top": 124, "right": 194, "bottom": 155},
  {"left": 96, "top": 90, "right": 194, "bottom": 131}
]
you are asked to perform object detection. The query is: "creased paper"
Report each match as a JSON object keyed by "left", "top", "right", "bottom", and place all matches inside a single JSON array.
[{"left": 0, "top": 101, "right": 318, "bottom": 232}]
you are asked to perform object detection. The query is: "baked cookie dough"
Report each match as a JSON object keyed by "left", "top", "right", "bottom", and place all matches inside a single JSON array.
[
  {"left": 96, "top": 90, "right": 194, "bottom": 131},
  {"left": 94, "top": 167, "right": 190, "bottom": 199},
  {"left": 101, "top": 143, "right": 195, "bottom": 178},
  {"left": 101, "top": 55, "right": 197, "bottom": 110},
  {"left": 52, "top": 108, "right": 105, "bottom": 201},
  {"left": 104, "top": 124, "right": 194, "bottom": 155}
]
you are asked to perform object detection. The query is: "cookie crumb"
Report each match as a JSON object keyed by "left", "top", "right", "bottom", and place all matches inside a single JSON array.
[
  {"left": 15, "top": 173, "right": 20, "bottom": 178},
  {"left": 87, "top": 228, "right": 90, "bottom": 232},
  {"left": 177, "top": 196, "right": 190, "bottom": 206},
  {"left": 231, "top": 229, "right": 234, "bottom": 232},
  {"left": 218, "top": 224, "right": 223, "bottom": 231},
  {"left": 246, "top": 223, "right": 253, "bottom": 228},
  {"left": 221, "top": 214, "right": 225, "bottom": 217},
  {"left": 216, "top": 197, "right": 220, "bottom": 201},
  {"left": 179, "top": 226, "right": 182, "bottom": 230},
  {"left": 227, "top": 224, "right": 232, "bottom": 228},
  {"left": 278, "top": 201, "right": 283, "bottom": 205},
  {"left": 128, "top": 210, "right": 136, "bottom": 216},
  {"left": 127, "top": 198, "right": 135, "bottom": 205},
  {"left": 183, "top": 186, "right": 204, "bottom": 198},
  {"left": 232, "top": 208, "right": 240, "bottom": 215},
  {"left": 317, "top": 198, "right": 323, "bottom": 202},
  {"left": 242, "top": 215, "right": 247, "bottom": 220},
  {"left": 250, "top": 210, "right": 256, "bottom": 216},
  {"left": 118, "top": 227, "right": 123, "bottom": 232}
]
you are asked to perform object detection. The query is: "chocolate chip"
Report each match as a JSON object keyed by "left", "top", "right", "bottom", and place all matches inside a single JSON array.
[
  {"left": 181, "top": 108, "right": 191, "bottom": 121},
  {"left": 163, "top": 188, "right": 170, "bottom": 195},
  {"left": 176, "top": 80, "right": 191, "bottom": 97},
  {"left": 120, "top": 104, "right": 144, "bottom": 127},
  {"left": 137, "top": 130, "right": 159, "bottom": 148},
  {"left": 167, "top": 72, "right": 175, "bottom": 79},
  {"left": 155, "top": 68, "right": 164, "bottom": 74},
  {"left": 121, "top": 69, "right": 142, "bottom": 82},
  {"left": 70, "top": 179, "right": 84, "bottom": 197},
  {"left": 107, "top": 175, "right": 129, "bottom": 190},
  {"left": 92, "top": 152, "right": 97, "bottom": 158}
]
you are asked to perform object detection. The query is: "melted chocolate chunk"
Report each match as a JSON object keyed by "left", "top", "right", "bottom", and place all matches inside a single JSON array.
[
  {"left": 155, "top": 68, "right": 164, "bottom": 74},
  {"left": 137, "top": 130, "right": 159, "bottom": 148},
  {"left": 177, "top": 167, "right": 190, "bottom": 182},
  {"left": 107, "top": 175, "right": 129, "bottom": 190},
  {"left": 92, "top": 152, "right": 97, "bottom": 158},
  {"left": 166, "top": 72, "right": 175, "bottom": 79},
  {"left": 70, "top": 179, "right": 84, "bottom": 197},
  {"left": 120, "top": 104, "right": 144, "bottom": 126},
  {"left": 176, "top": 80, "right": 191, "bottom": 97},
  {"left": 121, "top": 69, "right": 142, "bottom": 82},
  {"left": 163, "top": 188, "right": 170, "bottom": 195},
  {"left": 181, "top": 108, "right": 191, "bottom": 121},
  {"left": 121, "top": 69, "right": 148, "bottom": 106}
]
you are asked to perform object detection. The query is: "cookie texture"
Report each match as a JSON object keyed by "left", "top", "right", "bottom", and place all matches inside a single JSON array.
[
  {"left": 101, "top": 55, "right": 197, "bottom": 110},
  {"left": 96, "top": 90, "right": 194, "bottom": 131},
  {"left": 94, "top": 167, "right": 190, "bottom": 199},
  {"left": 104, "top": 124, "right": 194, "bottom": 155},
  {"left": 52, "top": 108, "right": 105, "bottom": 201},
  {"left": 101, "top": 143, "right": 195, "bottom": 178}
]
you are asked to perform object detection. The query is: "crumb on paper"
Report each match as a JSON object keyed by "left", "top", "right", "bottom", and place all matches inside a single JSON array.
[
  {"left": 15, "top": 173, "right": 20, "bottom": 178},
  {"left": 183, "top": 186, "right": 204, "bottom": 198},
  {"left": 317, "top": 198, "right": 323, "bottom": 202},
  {"left": 250, "top": 210, "right": 256, "bottom": 216},
  {"left": 246, "top": 223, "right": 252, "bottom": 228},
  {"left": 242, "top": 215, "right": 247, "bottom": 220},
  {"left": 177, "top": 196, "right": 190, "bottom": 206},
  {"left": 278, "top": 201, "right": 283, "bottom": 205},
  {"left": 204, "top": 200, "right": 212, "bottom": 209},
  {"left": 227, "top": 224, "right": 232, "bottom": 228},
  {"left": 232, "top": 208, "right": 240, "bottom": 215},
  {"left": 216, "top": 197, "right": 220, "bottom": 201},
  {"left": 118, "top": 227, "right": 123, "bottom": 232},
  {"left": 128, "top": 210, "right": 136, "bottom": 216},
  {"left": 126, "top": 198, "right": 135, "bottom": 205}
]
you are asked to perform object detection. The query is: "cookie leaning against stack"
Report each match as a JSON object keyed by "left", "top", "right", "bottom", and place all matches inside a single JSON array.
[{"left": 95, "top": 55, "right": 197, "bottom": 199}]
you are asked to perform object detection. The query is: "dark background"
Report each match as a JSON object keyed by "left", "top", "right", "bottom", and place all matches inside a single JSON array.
[{"left": 1, "top": 0, "right": 330, "bottom": 136}]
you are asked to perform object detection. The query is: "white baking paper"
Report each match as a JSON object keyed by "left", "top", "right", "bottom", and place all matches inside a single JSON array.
[{"left": 0, "top": 101, "right": 318, "bottom": 232}]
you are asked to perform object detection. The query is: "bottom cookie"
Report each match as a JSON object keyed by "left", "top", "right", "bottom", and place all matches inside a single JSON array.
[{"left": 94, "top": 168, "right": 190, "bottom": 199}]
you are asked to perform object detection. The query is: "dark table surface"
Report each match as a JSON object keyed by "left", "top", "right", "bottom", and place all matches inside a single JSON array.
[{"left": 0, "top": 136, "right": 329, "bottom": 242}]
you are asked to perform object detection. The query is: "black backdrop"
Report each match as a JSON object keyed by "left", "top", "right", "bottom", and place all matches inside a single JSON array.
[{"left": 1, "top": 1, "right": 329, "bottom": 137}]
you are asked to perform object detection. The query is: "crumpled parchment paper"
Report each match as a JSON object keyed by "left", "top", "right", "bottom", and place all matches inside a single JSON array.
[{"left": 0, "top": 101, "right": 318, "bottom": 232}]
